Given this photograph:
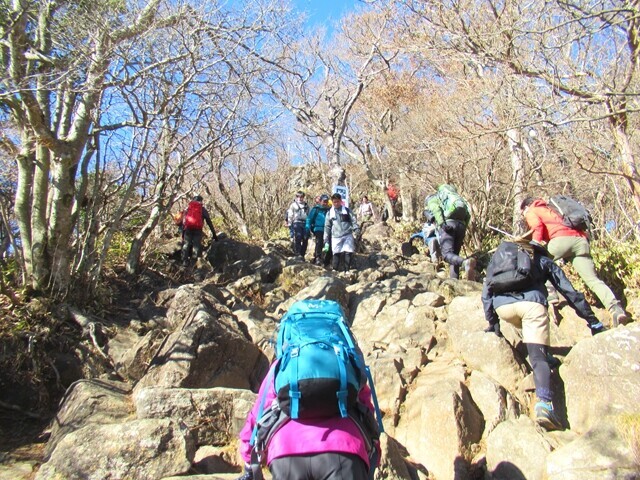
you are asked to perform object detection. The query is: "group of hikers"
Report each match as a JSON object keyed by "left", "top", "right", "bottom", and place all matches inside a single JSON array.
[
  {"left": 172, "top": 185, "right": 630, "bottom": 480},
  {"left": 286, "top": 190, "right": 363, "bottom": 272}
]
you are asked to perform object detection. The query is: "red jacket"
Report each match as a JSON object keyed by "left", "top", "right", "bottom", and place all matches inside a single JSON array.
[{"left": 524, "top": 198, "right": 586, "bottom": 243}]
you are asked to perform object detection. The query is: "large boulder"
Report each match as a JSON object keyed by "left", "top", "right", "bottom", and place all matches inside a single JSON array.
[
  {"left": 36, "top": 419, "right": 195, "bottom": 480},
  {"left": 393, "top": 362, "right": 484, "bottom": 480},
  {"left": 468, "top": 370, "right": 521, "bottom": 438},
  {"left": 351, "top": 298, "right": 437, "bottom": 354},
  {"left": 134, "top": 286, "right": 266, "bottom": 393},
  {"left": 134, "top": 387, "right": 256, "bottom": 447},
  {"left": 44, "top": 379, "right": 134, "bottom": 460},
  {"left": 486, "top": 416, "right": 554, "bottom": 480},
  {"left": 447, "top": 296, "right": 528, "bottom": 394},
  {"left": 281, "top": 276, "right": 350, "bottom": 314},
  {"left": 560, "top": 323, "right": 640, "bottom": 433},
  {"left": 365, "top": 347, "right": 427, "bottom": 428},
  {"left": 207, "top": 238, "right": 265, "bottom": 274},
  {"left": 108, "top": 328, "right": 167, "bottom": 382},
  {"left": 546, "top": 418, "right": 639, "bottom": 480}
]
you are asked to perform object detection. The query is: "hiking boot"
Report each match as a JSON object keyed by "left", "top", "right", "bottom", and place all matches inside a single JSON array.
[
  {"left": 462, "top": 257, "right": 477, "bottom": 281},
  {"left": 535, "top": 401, "right": 563, "bottom": 431},
  {"left": 589, "top": 321, "right": 605, "bottom": 336},
  {"left": 609, "top": 303, "right": 629, "bottom": 327}
]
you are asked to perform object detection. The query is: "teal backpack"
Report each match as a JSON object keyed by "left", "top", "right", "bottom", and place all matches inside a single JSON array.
[
  {"left": 249, "top": 300, "right": 383, "bottom": 479},
  {"left": 274, "top": 299, "right": 368, "bottom": 418}
]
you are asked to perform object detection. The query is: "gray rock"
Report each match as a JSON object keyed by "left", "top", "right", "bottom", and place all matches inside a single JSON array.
[
  {"left": 393, "top": 362, "right": 484, "bottom": 480},
  {"left": 44, "top": 379, "right": 134, "bottom": 460},
  {"left": 134, "top": 387, "right": 256, "bottom": 447},
  {"left": 486, "top": 416, "right": 554, "bottom": 480},
  {"left": 134, "top": 286, "right": 265, "bottom": 392},
  {"left": 546, "top": 419, "right": 639, "bottom": 480},
  {"left": 447, "top": 296, "right": 527, "bottom": 393},
  {"left": 37, "top": 419, "right": 195, "bottom": 480},
  {"left": 468, "top": 370, "right": 521, "bottom": 438},
  {"left": 560, "top": 323, "right": 640, "bottom": 433}
]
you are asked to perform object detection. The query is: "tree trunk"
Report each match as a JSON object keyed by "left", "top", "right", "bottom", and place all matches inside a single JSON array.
[
  {"left": 609, "top": 117, "right": 640, "bottom": 219},
  {"left": 506, "top": 129, "right": 526, "bottom": 233}
]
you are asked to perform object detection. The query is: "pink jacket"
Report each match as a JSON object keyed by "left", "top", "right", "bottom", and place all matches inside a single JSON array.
[
  {"left": 238, "top": 363, "right": 375, "bottom": 467},
  {"left": 524, "top": 198, "right": 587, "bottom": 243}
]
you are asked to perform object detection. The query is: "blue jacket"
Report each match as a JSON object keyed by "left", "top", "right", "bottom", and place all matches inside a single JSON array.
[
  {"left": 482, "top": 244, "right": 599, "bottom": 326},
  {"left": 306, "top": 205, "right": 329, "bottom": 234}
]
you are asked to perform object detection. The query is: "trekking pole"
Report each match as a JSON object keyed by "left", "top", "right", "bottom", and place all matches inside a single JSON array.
[{"left": 487, "top": 225, "right": 532, "bottom": 240}]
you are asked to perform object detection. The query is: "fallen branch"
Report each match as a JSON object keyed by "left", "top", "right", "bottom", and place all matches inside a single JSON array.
[{"left": 66, "top": 306, "right": 109, "bottom": 360}]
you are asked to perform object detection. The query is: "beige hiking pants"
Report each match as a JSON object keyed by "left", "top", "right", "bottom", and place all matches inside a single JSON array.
[{"left": 495, "top": 301, "right": 550, "bottom": 345}]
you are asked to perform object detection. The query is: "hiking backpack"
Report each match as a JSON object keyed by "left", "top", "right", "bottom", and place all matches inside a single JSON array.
[
  {"left": 249, "top": 300, "right": 383, "bottom": 479},
  {"left": 274, "top": 299, "right": 365, "bottom": 418},
  {"left": 486, "top": 241, "right": 535, "bottom": 294},
  {"left": 183, "top": 200, "right": 204, "bottom": 230},
  {"left": 439, "top": 186, "right": 470, "bottom": 222},
  {"left": 548, "top": 195, "right": 592, "bottom": 231}
]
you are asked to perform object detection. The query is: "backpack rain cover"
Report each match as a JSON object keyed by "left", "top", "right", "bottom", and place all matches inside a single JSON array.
[{"left": 183, "top": 200, "right": 204, "bottom": 230}]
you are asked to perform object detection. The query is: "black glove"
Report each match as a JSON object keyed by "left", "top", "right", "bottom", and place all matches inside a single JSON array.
[
  {"left": 236, "top": 464, "right": 253, "bottom": 480},
  {"left": 484, "top": 322, "right": 503, "bottom": 337},
  {"left": 442, "top": 223, "right": 454, "bottom": 233}
]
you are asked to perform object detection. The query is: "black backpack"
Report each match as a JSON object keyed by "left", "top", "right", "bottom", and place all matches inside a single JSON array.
[
  {"left": 486, "top": 241, "right": 534, "bottom": 294},
  {"left": 548, "top": 195, "right": 592, "bottom": 231}
]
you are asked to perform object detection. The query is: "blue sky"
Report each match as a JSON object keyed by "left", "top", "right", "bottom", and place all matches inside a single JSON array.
[{"left": 291, "top": 0, "right": 359, "bottom": 26}]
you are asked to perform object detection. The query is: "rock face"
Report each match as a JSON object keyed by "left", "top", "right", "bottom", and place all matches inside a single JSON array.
[
  {"left": 35, "top": 237, "right": 640, "bottom": 480},
  {"left": 36, "top": 419, "right": 194, "bottom": 480},
  {"left": 560, "top": 323, "right": 640, "bottom": 433}
]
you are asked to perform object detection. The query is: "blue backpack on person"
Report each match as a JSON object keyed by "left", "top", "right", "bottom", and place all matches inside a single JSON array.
[
  {"left": 249, "top": 299, "right": 383, "bottom": 480},
  {"left": 274, "top": 299, "right": 366, "bottom": 419}
]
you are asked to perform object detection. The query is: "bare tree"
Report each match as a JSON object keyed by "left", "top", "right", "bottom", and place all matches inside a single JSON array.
[{"left": 393, "top": 0, "right": 640, "bottom": 218}]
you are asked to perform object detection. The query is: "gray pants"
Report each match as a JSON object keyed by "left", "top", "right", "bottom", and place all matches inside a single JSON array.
[
  {"left": 269, "top": 452, "right": 368, "bottom": 480},
  {"left": 182, "top": 229, "right": 203, "bottom": 263}
]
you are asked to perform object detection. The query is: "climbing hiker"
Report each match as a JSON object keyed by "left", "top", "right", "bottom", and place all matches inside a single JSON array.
[
  {"left": 521, "top": 196, "right": 628, "bottom": 327},
  {"left": 181, "top": 195, "right": 217, "bottom": 266},
  {"left": 425, "top": 184, "right": 475, "bottom": 280},
  {"left": 236, "top": 299, "right": 381, "bottom": 480},
  {"left": 482, "top": 240, "right": 605, "bottom": 431},
  {"left": 305, "top": 194, "right": 332, "bottom": 266},
  {"left": 286, "top": 191, "right": 309, "bottom": 260},
  {"left": 407, "top": 203, "right": 441, "bottom": 263},
  {"left": 324, "top": 193, "right": 360, "bottom": 272}
]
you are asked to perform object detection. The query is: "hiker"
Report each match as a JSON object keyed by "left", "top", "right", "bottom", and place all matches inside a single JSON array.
[
  {"left": 358, "top": 195, "right": 375, "bottom": 222},
  {"left": 382, "top": 184, "right": 400, "bottom": 222},
  {"left": 286, "top": 191, "right": 309, "bottom": 259},
  {"left": 324, "top": 193, "right": 360, "bottom": 272},
  {"left": 409, "top": 206, "right": 441, "bottom": 263},
  {"left": 181, "top": 195, "right": 217, "bottom": 266},
  {"left": 236, "top": 300, "right": 381, "bottom": 480},
  {"left": 482, "top": 240, "right": 605, "bottom": 431},
  {"left": 521, "top": 197, "right": 628, "bottom": 326},
  {"left": 306, "top": 194, "right": 332, "bottom": 266},
  {"left": 425, "top": 184, "right": 476, "bottom": 280}
]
